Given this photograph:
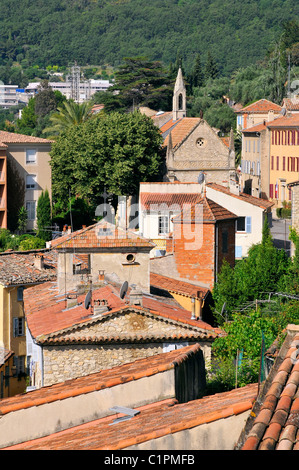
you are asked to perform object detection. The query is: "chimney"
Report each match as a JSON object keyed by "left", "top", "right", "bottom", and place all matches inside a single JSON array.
[
  {"left": 129, "top": 284, "right": 143, "bottom": 306},
  {"left": 93, "top": 299, "right": 109, "bottom": 316},
  {"left": 99, "top": 270, "right": 105, "bottom": 283},
  {"left": 66, "top": 294, "right": 78, "bottom": 309},
  {"left": 34, "top": 254, "right": 44, "bottom": 270},
  {"left": 68, "top": 226, "right": 72, "bottom": 234}
]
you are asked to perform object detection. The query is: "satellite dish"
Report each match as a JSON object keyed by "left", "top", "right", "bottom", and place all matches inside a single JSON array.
[
  {"left": 84, "top": 290, "right": 92, "bottom": 309},
  {"left": 198, "top": 171, "right": 205, "bottom": 185},
  {"left": 120, "top": 281, "right": 128, "bottom": 299}
]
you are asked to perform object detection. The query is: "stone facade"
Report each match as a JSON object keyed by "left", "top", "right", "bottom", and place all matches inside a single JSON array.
[
  {"left": 35, "top": 309, "right": 213, "bottom": 386},
  {"left": 166, "top": 119, "right": 235, "bottom": 185}
]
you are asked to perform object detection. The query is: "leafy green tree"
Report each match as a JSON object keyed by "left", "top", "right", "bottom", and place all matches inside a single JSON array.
[
  {"left": 50, "top": 111, "right": 164, "bottom": 211},
  {"left": 108, "top": 57, "right": 173, "bottom": 112},
  {"left": 16, "top": 98, "right": 37, "bottom": 135},
  {"left": 36, "top": 189, "right": 51, "bottom": 241},
  {"left": 212, "top": 217, "right": 290, "bottom": 323}
]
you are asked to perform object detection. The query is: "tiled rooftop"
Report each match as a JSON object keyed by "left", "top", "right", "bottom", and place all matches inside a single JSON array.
[
  {"left": 207, "top": 183, "right": 274, "bottom": 210},
  {"left": 24, "top": 281, "right": 220, "bottom": 343},
  {"left": 266, "top": 113, "right": 299, "bottom": 129},
  {"left": 0, "top": 344, "right": 201, "bottom": 416},
  {"left": 150, "top": 272, "right": 209, "bottom": 299},
  {"left": 239, "top": 99, "right": 282, "bottom": 114},
  {"left": 163, "top": 117, "right": 201, "bottom": 149},
  {"left": 242, "top": 122, "right": 267, "bottom": 133},
  {"left": 0, "top": 250, "right": 57, "bottom": 286},
  {"left": 283, "top": 98, "right": 299, "bottom": 111},
  {"left": 0, "top": 130, "right": 53, "bottom": 144},
  {"left": 4, "top": 381, "right": 258, "bottom": 450},
  {"left": 50, "top": 221, "right": 154, "bottom": 250},
  {"left": 140, "top": 192, "right": 201, "bottom": 211},
  {"left": 172, "top": 194, "right": 237, "bottom": 224},
  {"left": 239, "top": 325, "right": 299, "bottom": 450}
]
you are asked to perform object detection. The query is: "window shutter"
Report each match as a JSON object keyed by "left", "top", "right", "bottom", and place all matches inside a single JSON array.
[
  {"left": 246, "top": 216, "right": 252, "bottom": 233},
  {"left": 235, "top": 246, "right": 242, "bottom": 258},
  {"left": 13, "top": 318, "right": 18, "bottom": 337}
]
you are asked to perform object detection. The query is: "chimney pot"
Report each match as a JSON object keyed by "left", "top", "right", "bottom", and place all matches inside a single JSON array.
[
  {"left": 34, "top": 254, "right": 44, "bottom": 270},
  {"left": 129, "top": 285, "right": 143, "bottom": 306},
  {"left": 68, "top": 226, "right": 72, "bottom": 234}
]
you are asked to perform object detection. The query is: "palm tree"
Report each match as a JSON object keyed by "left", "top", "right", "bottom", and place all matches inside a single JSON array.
[{"left": 43, "top": 100, "right": 93, "bottom": 138}]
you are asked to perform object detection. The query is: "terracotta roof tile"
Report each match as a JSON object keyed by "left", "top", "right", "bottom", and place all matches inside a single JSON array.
[
  {"left": 24, "top": 281, "right": 220, "bottom": 342},
  {"left": 0, "top": 344, "right": 201, "bottom": 416},
  {"left": 239, "top": 326, "right": 299, "bottom": 450},
  {"left": 50, "top": 221, "right": 154, "bottom": 250},
  {"left": 173, "top": 194, "right": 237, "bottom": 224},
  {"left": 266, "top": 113, "right": 299, "bottom": 128},
  {"left": 239, "top": 99, "right": 282, "bottom": 114},
  {"left": 140, "top": 192, "right": 201, "bottom": 211},
  {"left": 4, "top": 383, "right": 257, "bottom": 450},
  {"left": 207, "top": 183, "right": 274, "bottom": 210},
  {"left": 150, "top": 272, "right": 209, "bottom": 299},
  {"left": 0, "top": 130, "right": 53, "bottom": 144},
  {"left": 163, "top": 117, "right": 201, "bottom": 148},
  {"left": 0, "top": 250, "right": 57, "bottom": 286},
  {"left": 242, "top": 122, "right": 267, "bottom": 133}
]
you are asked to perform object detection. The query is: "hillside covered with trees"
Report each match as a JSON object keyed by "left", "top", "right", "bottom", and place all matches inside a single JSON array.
[{"left": 1, "top": 0, "right": 298, "bottom": 76}]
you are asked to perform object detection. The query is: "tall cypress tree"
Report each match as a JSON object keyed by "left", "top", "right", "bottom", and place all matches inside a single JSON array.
[{"left": 37, "top": 189, "right": 51, "bottom": 241}]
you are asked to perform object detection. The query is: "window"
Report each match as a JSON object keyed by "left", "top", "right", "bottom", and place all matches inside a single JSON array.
[
  {"left": 26, "top": 201, "right": 36, "bottom": 220},
  {"left": 17, "top": 287, "right": 24, "bottom": 301},
  {"left": 236, "top": 216, "right": 252, "bottom": 233},
  {"left": 26, "top": 149, "right": 36, "bottom": 164},
  {"left": 283, "top": 156, "right": 286, "bottom": 171},
  {"left": 13, "top": 356, "right": 25, "bottom": 375},
  {"left": 158, "top": 215, "right": 169, "bottom": 235},
  {"left": 26, "top": 174, "right": 36, "bottom": 189},
  {"left": 269, "top": 184, "right": 274, "bottom": 198},
  {"left": 276, "top": 156, "right": 279, "bottom": 171},
  {"left": 13, "top": 317, "right": 25, "bottom": 337},
  {"left": 237, "top": 217, "right": 246, "bottom": 232}
]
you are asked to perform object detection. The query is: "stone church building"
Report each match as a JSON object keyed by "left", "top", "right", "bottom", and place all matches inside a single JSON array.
[{"left": 147, "top": 68, "right": 236, "bottom": 186}]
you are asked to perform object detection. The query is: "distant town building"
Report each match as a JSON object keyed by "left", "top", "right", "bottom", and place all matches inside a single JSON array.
[{"left": 0, "top": 85, "right": 18, "bottom": 108}]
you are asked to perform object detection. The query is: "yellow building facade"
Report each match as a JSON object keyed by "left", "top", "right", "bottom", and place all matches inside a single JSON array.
[
  {"left": 0, "top": 284, "right": 27, "bottom": 396},
  {"left": 267, "top": 114, "right": 299, "bottom": 208}
]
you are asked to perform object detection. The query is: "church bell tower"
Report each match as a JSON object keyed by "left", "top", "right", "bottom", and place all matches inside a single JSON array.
[{"left": 173, "top": 67, "right": 186, "bottom": 121}]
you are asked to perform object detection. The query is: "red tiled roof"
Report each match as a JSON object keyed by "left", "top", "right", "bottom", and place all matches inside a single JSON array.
[
  {"left": 0, "top": 130, "right": 53, "bottom": 144},
  {"left": 4, "top": 383, "right": 257, "bottom": 450},
  {"left": 50, "top": 221, "right": 154, "bottom": 250},
  {"left": 240, "top": 326, "right": 299, "bottom": 450},
  {"left": 173, "top": 195, "right": 237, "bottom": 224},
  {"left": 207, "top": 183, "right": 274, "bottom": 210},
  {"left": 0, "top": 250, "right": 57, "bottom": 286},
  {"left": 24, "top": 281, "right": 220, "bottom": 342},
  {"left": 0, "top": 344, "right": 201, "bottom": 416},
  {"left": 266, "top": 113, "right": 299, "bottom": 128},
  {"left": 140, "top": 192, "right": 201, "bottom": 210},
  {"left": 150, "top": 272, "right": 209, "bottom": 299},
  {"left": 239, "top": 99, "right": 282, "bottom": 114},
  {"left": 282, "top": 98, "right": 299, "bottom": 111},
  {"left": 242, "top": 122, "right": 267, "bottom": 133}
]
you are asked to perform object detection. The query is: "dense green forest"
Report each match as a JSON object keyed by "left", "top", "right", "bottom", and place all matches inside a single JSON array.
[{"left": 0, "top": 0, "right": 298, "bottom": 76}]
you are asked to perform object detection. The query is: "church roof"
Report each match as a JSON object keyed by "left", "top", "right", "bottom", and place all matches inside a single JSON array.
[{"left": 163, "top": 117, "right": 201, "bottom": 148}]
